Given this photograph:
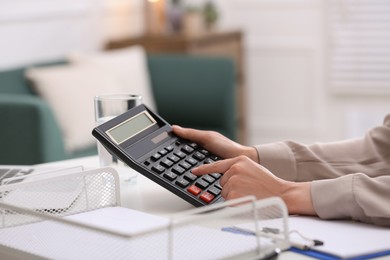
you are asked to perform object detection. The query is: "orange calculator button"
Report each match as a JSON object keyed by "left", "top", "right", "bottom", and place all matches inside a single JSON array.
[
  {"left": 187, "top": 185, "right": 202, "bottom": 196},
  {"left": 200, "top": 192, "right": 215, "bottom": 203}
]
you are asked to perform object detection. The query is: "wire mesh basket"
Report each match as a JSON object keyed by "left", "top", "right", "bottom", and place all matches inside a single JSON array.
[{"left": 0, "top": 167, "right": 290, "bottom": 260}]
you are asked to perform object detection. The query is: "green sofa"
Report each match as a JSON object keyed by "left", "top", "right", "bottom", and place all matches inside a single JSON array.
[{"left": 0, "top": 55, "right": 236, "bottom": 165}]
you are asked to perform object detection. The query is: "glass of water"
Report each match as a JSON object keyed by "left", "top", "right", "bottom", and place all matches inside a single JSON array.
[{"left": 94, "top": 94, "right": 142, "bottom": 184}]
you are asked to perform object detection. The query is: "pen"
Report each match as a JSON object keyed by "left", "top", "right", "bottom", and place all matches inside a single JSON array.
[
  {"left": 222, "top": 226, "right": 323, "bottom": 251},
  {"left": 290, "top": 242, "right": 310, "bottom": 250}
]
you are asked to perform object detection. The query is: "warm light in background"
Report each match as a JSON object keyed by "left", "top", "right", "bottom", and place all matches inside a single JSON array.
[{"left": 144, "top": 0, "right": 166, "bottom": 35}]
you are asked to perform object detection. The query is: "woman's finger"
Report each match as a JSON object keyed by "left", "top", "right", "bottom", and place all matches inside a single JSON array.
[
  {"left": 191, "top": 157, "right": 242, "bottom": 176},
  {"left": 172, "top": 125, "right": 211, "bottom": 146}
]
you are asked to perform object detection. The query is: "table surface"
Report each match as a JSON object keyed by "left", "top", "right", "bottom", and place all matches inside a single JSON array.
[
  {"left": 38, "top": 156, "right": 390, "bottom": 260},
  {"left": 36, "top": 156, "right": 314, "bottom": 259}
]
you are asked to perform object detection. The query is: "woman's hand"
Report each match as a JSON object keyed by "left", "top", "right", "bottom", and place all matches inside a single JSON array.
[
  {"left": 173, "top": 125, "right": 315, "bottom": 216},
  {"left": 192, "top": 156, "right": 315, "bottom": 216},
  {"left": 172, "top": 125, "right": 258, "bottom": 163}
]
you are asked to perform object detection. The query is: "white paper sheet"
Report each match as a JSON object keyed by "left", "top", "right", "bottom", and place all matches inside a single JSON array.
[
  {"left": 66, "top": 206, "right": 170, "bottom": 235},
  {"left": 288, "top": 216, "right": 390, "bottom": 259}
]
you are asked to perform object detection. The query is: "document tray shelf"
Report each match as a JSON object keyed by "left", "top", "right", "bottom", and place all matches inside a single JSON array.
[{"left": 0, "top": 167, "right": 290, "bottom": 259}]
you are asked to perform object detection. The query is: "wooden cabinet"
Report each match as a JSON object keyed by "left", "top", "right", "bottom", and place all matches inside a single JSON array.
[{"left": 106, "top": 30, "right": 247, "bottom": 143}]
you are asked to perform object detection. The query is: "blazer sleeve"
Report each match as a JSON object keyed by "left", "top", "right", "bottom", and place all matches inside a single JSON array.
[{"left": 255, "top": 114, "right": 390, "bottom": 226}]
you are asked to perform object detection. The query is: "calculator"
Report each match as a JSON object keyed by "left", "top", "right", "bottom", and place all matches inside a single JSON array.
[{"left": 92, "top": 104, "right": 225, "bottom": 207}]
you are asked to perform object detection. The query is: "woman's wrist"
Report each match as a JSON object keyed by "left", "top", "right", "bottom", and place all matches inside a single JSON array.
[
  {"left": 281, "top": 181, "right": 316, "bottom": 216},
  {"left": 242, "top": 146, "right": 259, "bottom": 163}
]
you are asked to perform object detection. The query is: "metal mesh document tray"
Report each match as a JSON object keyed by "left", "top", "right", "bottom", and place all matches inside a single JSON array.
[{"left": 0, "top": 167, "right": 290, "bottom": 259}]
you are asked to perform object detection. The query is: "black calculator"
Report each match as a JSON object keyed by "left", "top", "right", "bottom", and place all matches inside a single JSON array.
[{"left": 92, "top": 104, "right": 225, "bottom": 207}]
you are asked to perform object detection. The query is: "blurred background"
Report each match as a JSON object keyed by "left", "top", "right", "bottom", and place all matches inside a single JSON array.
[{"left": 1, "top": 0, "right": 390, "bottom": 161}]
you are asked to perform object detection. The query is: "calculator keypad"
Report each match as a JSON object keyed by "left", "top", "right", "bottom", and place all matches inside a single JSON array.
[{"left": 144, "top": 139, "right": 223, "bottom": 204}]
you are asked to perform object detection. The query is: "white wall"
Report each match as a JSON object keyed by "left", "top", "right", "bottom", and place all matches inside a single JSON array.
[
  {"left": 215, "top": 0, "right": 390, "bottom": 145},
  {"left": 1, "top": 0, "right": 389, "bottom": 145},
  {"left": 0, "top": 1, "right": 98, "bottom": 69},
  {"left": 0, "top": 0, "right": 144, "bottom": 70}
]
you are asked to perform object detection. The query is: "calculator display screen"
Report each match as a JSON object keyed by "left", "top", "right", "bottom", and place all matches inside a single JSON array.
[{"left": 106, "top": 111, "right": 157, "bottom": 144}]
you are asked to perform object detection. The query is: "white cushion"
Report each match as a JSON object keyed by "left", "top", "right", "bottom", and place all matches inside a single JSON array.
[
  {"left": 26, "top": 64, "right": 130, "bottom": 153},
  {"left": 68, "top": 46, "right": 157, "bottom": 112}
]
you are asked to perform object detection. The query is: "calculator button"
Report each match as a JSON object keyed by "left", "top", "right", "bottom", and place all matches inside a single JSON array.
[
  {"left": 167, "top": 155, "right": 180, "bottom": 163},
  {"left": 159, "top": 149, "right": 168, "bottom": 156},
  {"left": 188, "top": 142, "right": 199, "bottom": 149},
  {"left": 184, "top": 172, "right": 197, "bottom": 182},
  {"left": 151, "top": 153, "right": 162, "bottom": 161},
  {"left": 187, "top": 185, "right": 202, "bottom": 196},
  {"left": 163, "top": 171, "right": 177, "bottom": 181},
  {"left": 152, "top": 165, "right": 165, "bottom": 174},
  {"left": 204, "top": 158, "right": 215, "bottom": 164},
  {"left": 143, "top": 160, "right": 151, "bottom": 166},
  {"left": 208, "top": 186, "right": 221, "bottom": 196},
  {"left": 199, "top": 149, "right": 210, "bottom": 156},
  {"left": 181, "top": 145, "right": 194, "bottom": 154},
  {"left": 202, "top": 175, "right": 215, "bottom": 183},
  {"left": 165, "top": 145, "right": 174, "bottom": 152},
  {"left": 193, "top": 152, "right": 206, "bottom": 161},
  {"left": 209, "top": 155, "right": 220, "bottom": 161},
  {"left": 200, "top": 192, "right": 215, "bottom": 203},
  {"left": 179, "top": 162, "right": 191, "bottom": 170},
  {"left": 172, "top": 165, "right": 185, "bottom": 175},
  {"left": 214, "top": 183, "right": 223, "bottom": 190},
  {"left": 196, "top": 179, "right": 209, "bottom": 190},
  {"left": 185, "top": 158, "right": 198, "bottom": 166},
  {"left": 176, "top": 178, "right": 189, "bottom": 188},
  {"left": 160, "top": 159, "right": 174, "bottom": 168},
  {"left": 174, "top": 151, "right": 186, "bottom": 159},
  {"left": 210, "top": 173, "right": 221, "bottom": 179}
]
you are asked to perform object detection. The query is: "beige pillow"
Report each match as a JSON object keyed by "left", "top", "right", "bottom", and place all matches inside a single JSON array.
[
  {"left": 26, "top": 64, "right": 130, "bottom": 153},
  {"left": 68, "top": 45, "right": 157, "bottom": 112}
]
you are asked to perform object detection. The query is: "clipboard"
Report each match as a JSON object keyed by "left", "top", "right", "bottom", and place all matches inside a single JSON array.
[
  {"left": 286, "top": 216, "right": 390, "bottom": 260},
  {"left": 232, "top": 215, "right": 390, "bottom": 260}
]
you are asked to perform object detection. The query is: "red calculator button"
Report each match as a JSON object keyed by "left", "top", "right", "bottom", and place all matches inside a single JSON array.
[
  {"left": 200, "top": 192, "right": 215, "bottom": 203},
  {"left": 187, "top": 185, "right": 202, "bottom": 196}
]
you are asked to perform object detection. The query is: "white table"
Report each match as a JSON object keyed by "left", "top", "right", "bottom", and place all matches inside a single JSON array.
[
  {"left": 3, "top": 157, "right": 389, "bottom": 260},
  {"left": 38, "top": 156, "right": 316, "bottom": 260}
]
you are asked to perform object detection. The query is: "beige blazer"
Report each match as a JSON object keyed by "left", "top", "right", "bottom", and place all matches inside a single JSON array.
[{"left": 256, "top": 114, "right": 390, "bottom": 226}]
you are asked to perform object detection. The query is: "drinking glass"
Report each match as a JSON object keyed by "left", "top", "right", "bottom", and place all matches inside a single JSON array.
[{"left": 94, "top": 94, "right": 142, "bottom": 184}]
